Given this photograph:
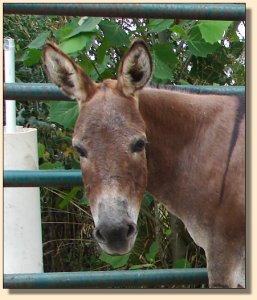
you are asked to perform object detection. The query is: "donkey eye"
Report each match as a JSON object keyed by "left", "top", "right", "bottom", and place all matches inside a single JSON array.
[
  {"left": 73, "top": 145, "right": 87, "bottom": 158},
  {"left": 131, "top": 139, "right": 146, "bottom": 153}
]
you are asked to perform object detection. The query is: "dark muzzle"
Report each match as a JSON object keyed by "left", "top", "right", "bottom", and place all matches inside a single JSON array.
[{"left": 93, "top": 221, "right": 137, "bottom": 255}]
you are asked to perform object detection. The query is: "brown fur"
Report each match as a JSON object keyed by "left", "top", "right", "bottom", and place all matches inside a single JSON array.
[
  {"left": 43, "top": 40, "right": 245, "bottom": 288},
  {"left": 139, "top": 88, "right": 245, "bottom": 287}
]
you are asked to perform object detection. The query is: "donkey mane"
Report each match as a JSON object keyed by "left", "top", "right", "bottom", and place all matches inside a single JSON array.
[
  {"left": 219, "top": 93, "right": 245, "bottom": 202},
  {"left": 149, "top": 82, "right": 244, "bottom": 97}
]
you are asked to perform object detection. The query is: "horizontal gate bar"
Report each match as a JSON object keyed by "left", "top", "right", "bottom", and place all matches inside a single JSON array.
[
  {"left": 3, "top": 3, "right": 245, "bottom": 20},
  {"left": 4, "top": 170, "right": 83, "bottom": 187},
  {"left": 4, "top": 83, "right": 71, "bottom": 101},
  {"left": 4, "top": 83, "right": 245, "bottom": 101},
  {"left": 4, "top": 268, "right": 208, "bottom": 289}
]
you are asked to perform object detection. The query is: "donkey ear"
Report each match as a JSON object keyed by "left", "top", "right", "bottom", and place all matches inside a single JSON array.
[
  {"left": 43, "top": 42, "right": 96, "bottom": 104},
  {"left": 117, "top": 40, "right": 152, "bottom": 96}
]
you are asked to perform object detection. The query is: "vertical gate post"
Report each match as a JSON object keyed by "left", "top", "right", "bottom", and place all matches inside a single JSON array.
[
  {"left": 4, "top": 128, "right": 44, "bottom": 274},
  {"left": 4, "top": 38, "right": 43, "bottom": 274}
]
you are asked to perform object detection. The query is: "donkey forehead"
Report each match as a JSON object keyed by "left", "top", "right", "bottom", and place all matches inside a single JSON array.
[{"left": 73, "top": 80, "right": 145, "bottom": 140}]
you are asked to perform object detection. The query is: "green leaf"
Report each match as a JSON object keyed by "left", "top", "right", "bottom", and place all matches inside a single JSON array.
[
  {"left": 79, "top": 195, "right": 88, "bottom": 206},
  {"left": 152, "top": 44, "right": 177, "bottom": 81},
  {"left": 143, "top": 192, "right": 154, "bottom": 206},
  {"left": 52, "top": 135, "right": 72, "bottom": 144},
  {"left": 188, "top": 27, "right": 219, "bottom": 57},
  {"left": 53, "top": 18, "right": 79, "bottom": 41},
  {"left": 27, "top": 31, "right": 50, "bottom": 49},
  {"left": 153, "top": 53, "right": 173, "bottom": 81},
  {"left": 58, "top": 187, "right": 80, "bottom": 209},
  {"left": 59, "top": 33, "right": 95, "bottom": 54},
  {"left": 163, "top": 228, "right": 172, "bottom": 235},
  {"left": 226, "top": 29, "right": 240, "bottom": 43},
  {"left": 230, "top": 41, "right": 245, "bottom": 57},
  {"left": 99, "top": 20, "right": 130, "bottom": 47},
  {"left": 38, "top": 143, "right": 45, "bottom": 159},
  {"left": 95, "top": 55, "right": 111, "bottom": 76},
  {"left": 63, "top": 17, "right": 102, "bottom": 40},
  {"left": 19, "top": 48, "right": 41, "bottom": 66},
  {"left": 177, "top": 79, "right": 191, "bottom": 85},
  {"left": 148, "top": 19, "right": 174, "bottom": 33},
  {"left": 39, "top": 162, "right": 64, "bottom": 170},
  {"left": 174, "top": 258, "right": 192, "bottom": 269},
  {"left": 198, "top": 21, "right": 232, "bottom": 44},
  {"left": 78, "top": 51, "right": 110, "bottom": 81},
  {"left": 153, "top": 44, "right": 178, "bottom": 69},
  {"left": 170, "top": 24, "right": 188, "bottom": 40},
  {"left": 99, "top": 252, "right": 130, "bottom": 269},
  {"left": 48, "top": 101, "right": 78, "bottom": 128},
  {"left": 97, "top": 38, "right": 110, "bottom": 65},
  {"left": 145, "top": 241, "right": 158, "bottom": 263},
  {"left": 129, "top": 264, "right": 155, "bottom": 270},
  {"left": 78, "top": 56, "right": 95, "bottom": 74}
]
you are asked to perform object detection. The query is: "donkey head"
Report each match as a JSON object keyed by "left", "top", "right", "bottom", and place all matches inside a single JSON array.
[{"left": 43, "top": 40, "right": 152, "bottom": 255}]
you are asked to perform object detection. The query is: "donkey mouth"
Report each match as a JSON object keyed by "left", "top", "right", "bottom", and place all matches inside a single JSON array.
[
  {"left": 101, "top": 247, "right": 131, "bottom": 256},
  {"left": 97, "top": 240, "right": 136, "bottom": 256}
]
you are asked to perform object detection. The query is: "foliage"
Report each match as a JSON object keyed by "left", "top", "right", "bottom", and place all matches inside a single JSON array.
[{"left": 4, "top": 14, "right": 244, "bottom": 287}]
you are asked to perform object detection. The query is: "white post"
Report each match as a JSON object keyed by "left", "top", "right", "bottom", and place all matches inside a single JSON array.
[
  {"left": 4, "top": 37, "right": 43, "bottom": 274},
  {"left": 4, "top": 37, "right": 16, "bottom": 133},
  {"left": 4, "top": 128, "right": 44, "bottom": 274}
]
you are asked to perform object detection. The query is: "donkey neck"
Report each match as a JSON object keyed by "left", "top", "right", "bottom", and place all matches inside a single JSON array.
[
  {"left": 138, "top": 87, "right": 235, "bottom": 217},
  {"left": 139, "top": 87, "right": 210, "bottom": 146},
  {"left": 139, "top": 87, "right": 220, "bottom": 153}
]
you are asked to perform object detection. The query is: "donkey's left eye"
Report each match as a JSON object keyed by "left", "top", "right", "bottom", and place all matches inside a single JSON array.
[{"left": 131, "top": 139, "right": 146, "bottom": 153}]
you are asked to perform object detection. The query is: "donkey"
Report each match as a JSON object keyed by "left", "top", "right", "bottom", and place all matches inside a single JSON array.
[{"left": 43, "top": 40, "right": 245, "bottom": 288}]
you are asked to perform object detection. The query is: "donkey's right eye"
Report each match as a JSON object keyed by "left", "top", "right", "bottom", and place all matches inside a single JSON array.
[{"left": 73, "top": 145, "right": 87, "bottom": 158}]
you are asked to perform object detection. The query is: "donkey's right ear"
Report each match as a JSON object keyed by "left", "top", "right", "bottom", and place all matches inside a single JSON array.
[{"left": 43, "top": 42, "right": 96, "bottom": 104}]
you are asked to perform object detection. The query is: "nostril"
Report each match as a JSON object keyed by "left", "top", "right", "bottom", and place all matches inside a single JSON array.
[
  {"left": 127, "top": 223, "right": 137, "bottom": 238},
  {"left": 94, "top": 228, "right": 106, "bottom": 243},
  {"left": 94, "top": 222, "right": 137, "bottom": 246}
]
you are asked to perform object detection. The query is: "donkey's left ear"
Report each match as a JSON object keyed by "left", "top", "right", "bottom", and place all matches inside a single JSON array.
[{"left": 117, "top": 40, "right": 152, "bottom": 96}]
